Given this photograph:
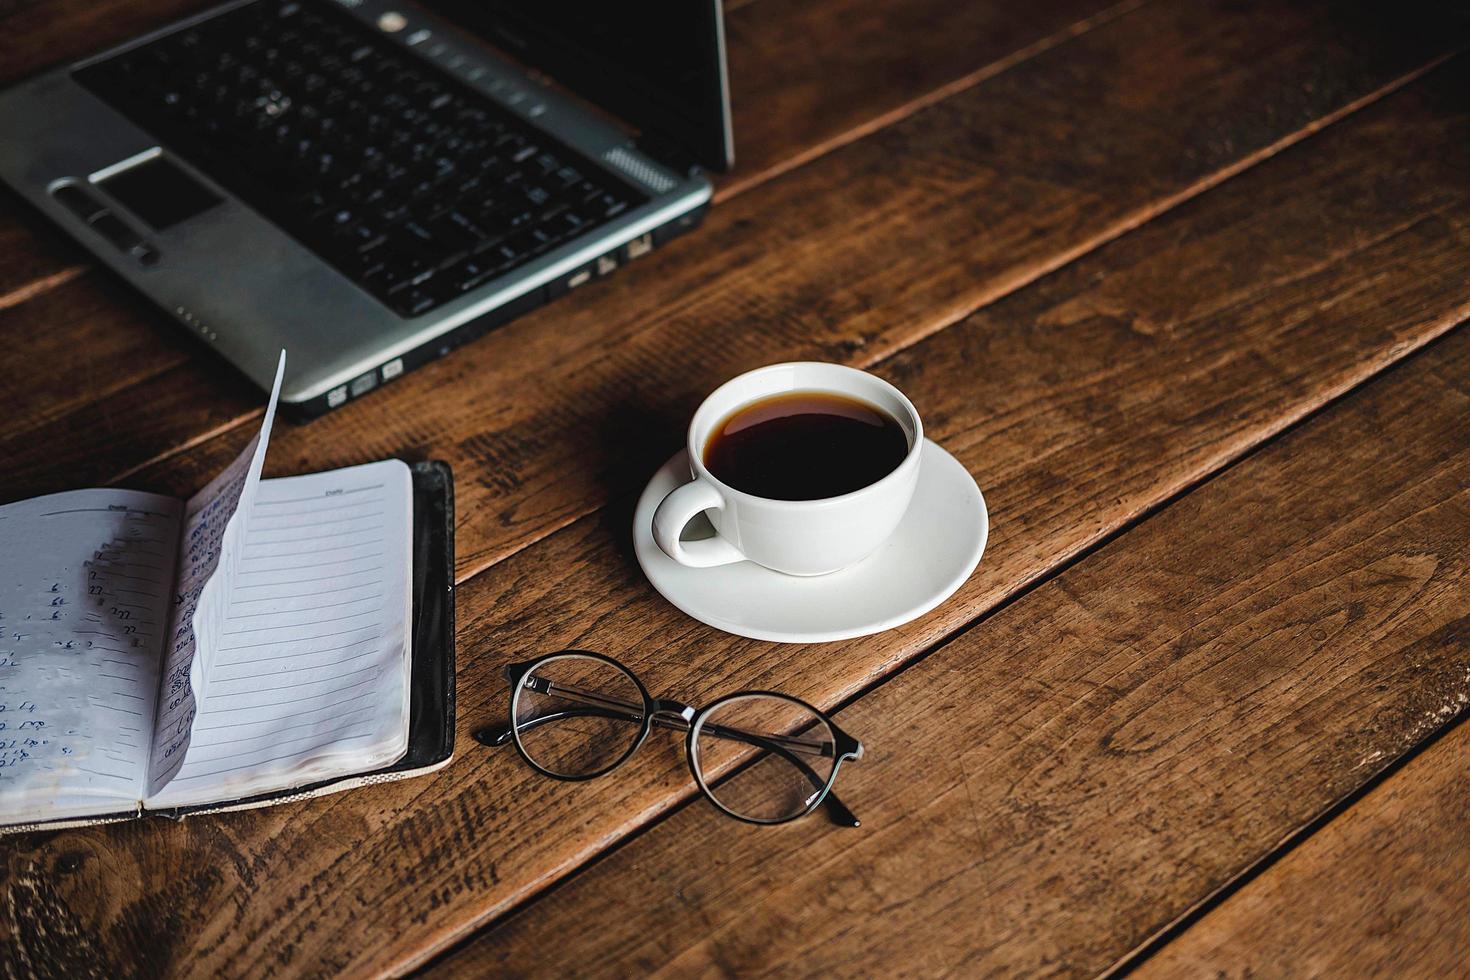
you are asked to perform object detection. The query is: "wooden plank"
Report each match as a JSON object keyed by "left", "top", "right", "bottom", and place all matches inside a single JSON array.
[
  {"left": 436, "top": 323, "right": 1470, "bottom": 977},
  {"left": 0, "top": 269, "right": 264, "bottom": 509},
  {"left": 0, "top": 0, "right": 1120, "bottom": 308},
  {"left": 0, "top": 369, "right": 259, "bottom": 505},
  {"left": 5, "top": 52, "right": 1469, "bottom": 978},
  {"left": 87, "top": 0, "right": 1470, "bottom": 580},
  {"left": 0, "top": 273, "right": 195, "bottom": 431},
  {"left": 0, "top": 202, "right": 261, "bottom": 506},
  {"left": 716, "top": 0, "right": 1137, "bottom": 198},
  {"left": 0, "top": 195, "right": 88, "bottom": 308},
  {"left": 1136, "top": 720, "right": 1470, "bottom": 979},
  {"left": 0, "top": 0, "right": 211, "bottom": 89}
]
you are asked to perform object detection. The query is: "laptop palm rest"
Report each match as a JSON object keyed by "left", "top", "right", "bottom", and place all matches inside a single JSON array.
[{"left": 94, "top": 153, "right": 222, "bottom": 230}]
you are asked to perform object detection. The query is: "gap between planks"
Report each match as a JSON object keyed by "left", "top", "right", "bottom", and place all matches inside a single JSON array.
[
  {"left": 1103, "top": 707, "right": 1470, "bottom": 979},
  {"left": 0, "top": 263, "right": 85, "bottom": 312},
  {"left": 710, "top": 0, "right": 1148, "bottom": 202}
]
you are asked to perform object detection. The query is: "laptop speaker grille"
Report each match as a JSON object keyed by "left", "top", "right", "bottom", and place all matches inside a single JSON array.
[{"left": 603, "top": 147, "right": 677, "bottom": 194}]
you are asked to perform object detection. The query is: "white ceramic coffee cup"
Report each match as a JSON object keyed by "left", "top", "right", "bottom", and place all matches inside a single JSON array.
[{"left": 652, "top": 362, "right": 923, "bottom": 576}]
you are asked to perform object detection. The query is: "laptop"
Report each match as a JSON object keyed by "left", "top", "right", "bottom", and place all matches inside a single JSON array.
[{"left": 0, "top": 0, "right": 732, "bottom": 417}]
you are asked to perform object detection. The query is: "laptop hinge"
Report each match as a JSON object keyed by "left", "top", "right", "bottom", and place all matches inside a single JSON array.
[{"left": 635, "top": 133, "right": 704, "bottom": 180}]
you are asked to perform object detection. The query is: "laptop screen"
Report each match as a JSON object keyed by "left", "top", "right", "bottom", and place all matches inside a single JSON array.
[{"left": 421, "top": 0, "right": 733, "bottom": 173}]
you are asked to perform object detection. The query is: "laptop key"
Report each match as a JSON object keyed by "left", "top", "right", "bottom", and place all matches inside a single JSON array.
[
  {"left": 446, "top": 255, "right": 496, "bottom": 293},
  {"left": 558, "top": 210, "right": 588, "bottom": 235},
  {"left": 443, "top": 209, "right": 485, "bottom": 238},
  {"left": 348, "top": 224, "right": 384, "bottom": 250},
  {"left": 396, "top": 289, "right": 437, "bottom": 316},
  {"left": 491, "top": 231, "right": 536, "bottom": 265},
  {"left": 401, "top": 220, "right": 436, "bottom": 245},
  {"left": 363, "top": 264, "right": 405, "bottom": 293}
]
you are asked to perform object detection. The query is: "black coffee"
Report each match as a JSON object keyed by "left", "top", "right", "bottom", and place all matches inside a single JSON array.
[{"left": 704, "top": 391, "right": 909, "bottom": 500}]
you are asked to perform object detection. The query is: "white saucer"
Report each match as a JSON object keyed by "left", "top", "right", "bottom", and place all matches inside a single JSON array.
[{"left": 633, "top": 440, "right": 988, "bottom": 643}]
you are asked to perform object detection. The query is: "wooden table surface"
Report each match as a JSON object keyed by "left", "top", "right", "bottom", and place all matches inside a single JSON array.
[{"left": 4, "top": 0, "right": 1470, "bottom": 976}]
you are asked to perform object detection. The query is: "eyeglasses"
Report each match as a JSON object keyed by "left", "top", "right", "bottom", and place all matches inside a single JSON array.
[{"left": 473, "top": 651, "right": 864, "bottom": 826}]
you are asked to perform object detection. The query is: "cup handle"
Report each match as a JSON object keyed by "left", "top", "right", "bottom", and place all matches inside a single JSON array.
[{"left": 652, "top": 477, "right": 746, "bottom": 567}]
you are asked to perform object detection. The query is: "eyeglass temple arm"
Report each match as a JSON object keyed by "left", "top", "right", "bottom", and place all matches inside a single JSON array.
[
  {"left": 473, "top": 702, "right": 861, "bottom": 828},
  {"left": 538, "top": 680, "right": 847, "bottom": 758},
  {"left": 527, "top": 681, "right": 856, "bottom": 763}
]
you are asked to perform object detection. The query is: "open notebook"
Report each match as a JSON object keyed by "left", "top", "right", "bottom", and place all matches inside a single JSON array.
[{"left": 0, "top": 354, "right": 455, "bottom": 832}]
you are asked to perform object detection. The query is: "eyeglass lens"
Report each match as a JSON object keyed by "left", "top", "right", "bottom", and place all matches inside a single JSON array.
[
  {"left": 693, "top": 694, "right": 838, "bottom": 822},
  {"left": 513, "top": 654, "right": 645, "bottom": 778}
]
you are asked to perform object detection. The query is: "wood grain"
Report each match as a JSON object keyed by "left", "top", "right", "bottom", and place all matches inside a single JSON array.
[
  {"left": 5, "top": 52, "right": 1469, "bottom": 978},
  {"left": 94, "top": 0, "right": 1470, "bottom": 582},
  {"left": 0, "top": 272, "right": 186, "bottom": 429},
  {"left": 0, "top": 196, "right": 87, "bottom": 309},
  {"left": 0, "top": 284, "right": 262, "bottom": 506},
  {"left": 717, "top": 0, "right": 1136, "bottom": 198},
  {"left": 438, "top": 318, "right": 1470, "bottom": 978},
  {"left": 0, "top": 0, "right": 1125, "bottom": 504},
  {"left": 0, "top": 0, "right": 211, "bottom": 89},
  {"left": 1135, "top": 720, "right": 1470, "bottom": 979}
]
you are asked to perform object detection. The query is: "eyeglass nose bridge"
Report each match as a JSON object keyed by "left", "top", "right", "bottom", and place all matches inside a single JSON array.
[{"left": 648, "top": 699, "right": 696, "bottom": 728}]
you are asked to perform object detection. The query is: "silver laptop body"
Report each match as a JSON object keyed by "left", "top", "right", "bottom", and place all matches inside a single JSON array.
[{"left": 0, "top": 0, "right": 728, "bottom": 416}]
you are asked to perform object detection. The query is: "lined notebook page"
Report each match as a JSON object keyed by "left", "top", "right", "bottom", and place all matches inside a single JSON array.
[
  {"left": 146, "top": 351, "right": 284, "bottom": 795},
  {"left": 146, "top": 459, "right": 412, "bottom": 809},
  {"left": 0, "top": 490, "right": 181, "bottom": 824}
]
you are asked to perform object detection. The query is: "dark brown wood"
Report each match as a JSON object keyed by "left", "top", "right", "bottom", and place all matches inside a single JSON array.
[
  {"left": 716, "top": 0, "right": 1135, "bottom": 198},
  {"left": 5, "top": 51, "right": 1469, "bottom": 978},
  {"left": 0, "top": 196, "right": 87, "bottom": 307},
  {"left": 0, "top": 273, "right": 215, "bottom": 435},
  {"left": 0, "top": 261, "right": 260, "bottom": 504},
  {"left": 437, "top": 315, "right": 1470, "bottom": 978},
  {"left": 82, "top": 0, "right": 1470, "bottom": 582},
  {"left": 0, "top": 0, "right": 212, "bottom": 89},
  {"left": 1136, "top": 721, "right": 1470, "bottom": 979}
]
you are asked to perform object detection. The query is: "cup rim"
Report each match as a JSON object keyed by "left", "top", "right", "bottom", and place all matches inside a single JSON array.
[{"left": 687, "top": 361, "right": 924, "bottom": 509}]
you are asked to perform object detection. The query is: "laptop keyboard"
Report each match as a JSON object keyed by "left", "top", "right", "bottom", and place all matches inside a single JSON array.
[{"left": 74, "top": 0, "right": 649, "bottom": 317}]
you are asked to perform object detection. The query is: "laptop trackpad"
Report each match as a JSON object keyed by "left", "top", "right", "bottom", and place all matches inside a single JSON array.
[{"left": 97, "top": 154, "right": 222, "bottom": 230}]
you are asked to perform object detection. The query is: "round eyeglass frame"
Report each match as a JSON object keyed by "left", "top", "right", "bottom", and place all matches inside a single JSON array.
[
  {"left": 507, "top": 650, "right": 655, "bottom": 782},
  {"left": 503, "top": 651, "right": 861, "bottom": 826},
  {"left": 688, "top": 689, "right": 845, "bottom": 825}
]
